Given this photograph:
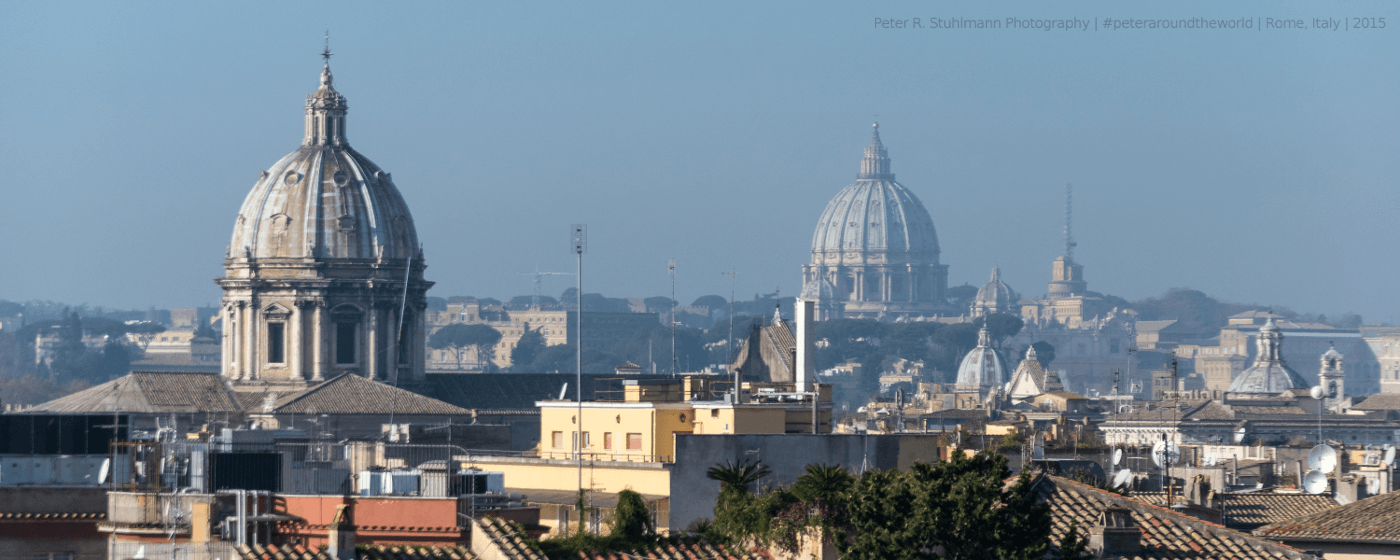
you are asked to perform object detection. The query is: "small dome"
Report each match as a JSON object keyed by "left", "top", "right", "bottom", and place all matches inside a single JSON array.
[
  {"left": 228, "top": 65, "right": 418, "bottom": 262},
  {"left": 973, "top": 266, "right": 1016, "bottom": 315},
  {"left": 1228, "top": 320, "right": 1307, "bottom": 393},
  {"left": 1321, "top": 343, "right": 1343, "bottom": 360},
  {"left": 810, "top": 124, "right": 940, "bottom": 258},
  {"left": 956, "top": 326, "right": 1009, "bottom": 391}
]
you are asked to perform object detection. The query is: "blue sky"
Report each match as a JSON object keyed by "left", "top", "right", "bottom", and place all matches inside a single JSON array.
[{"left": 1, "top": 1, "right": 1396, "bottom": 320}]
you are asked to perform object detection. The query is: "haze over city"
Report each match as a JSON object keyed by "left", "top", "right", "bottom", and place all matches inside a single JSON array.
[{"left": 1, "top": 0, "right": 1396, "bottom": 321}]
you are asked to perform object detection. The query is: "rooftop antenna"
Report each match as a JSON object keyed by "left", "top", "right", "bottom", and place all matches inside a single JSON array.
[
  {"left": 1064, "top": 183, "right": 1077, "bottom": 261},
  {"left": 519, "top": 265, "right": 573, "bottom": 309},
  {"left": 669, "top": 259, "right": 677, "bottom": 377},
  {"left": 570, "top": 223, "right": 587, "bottom": 531},
  {"left": 722, "top": 270, "right": 738, "bottom": 400}
]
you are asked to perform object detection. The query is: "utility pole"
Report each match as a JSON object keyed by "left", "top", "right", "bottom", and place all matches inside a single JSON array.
[
  {"left": 570, "top": 224, "right": 586, "bottom": 532},
  {"left": 722, "top": 270, "right": 737, "bottom": 401},
  {"left": 669, "top": 260, "right": 677, "bottom": 377}
]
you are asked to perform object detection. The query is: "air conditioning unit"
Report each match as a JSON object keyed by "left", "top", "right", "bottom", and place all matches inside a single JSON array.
[{"left": 1365, "top": 453, "right": 1382, "bottom": 466}]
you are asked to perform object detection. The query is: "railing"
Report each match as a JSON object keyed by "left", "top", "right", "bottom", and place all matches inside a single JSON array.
[{"left": 536, "top": 450, "right": 672, "bottom": 463}]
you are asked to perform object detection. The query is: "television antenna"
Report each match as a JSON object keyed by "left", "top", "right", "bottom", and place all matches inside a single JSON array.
[
  {"left": 669, "top": 259, "right": 677, "bottom": 376},
  {"left": 1310, "top": 385, "right": 1326, "bottom": 444},
  {"left": 570, "top": 223, "right": 586, "bottom": 531},
  {"left": 519, "top": 265, "right": 573, "bottom": 309}
]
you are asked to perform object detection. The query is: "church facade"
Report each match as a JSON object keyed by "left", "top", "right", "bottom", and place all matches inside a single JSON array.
[
  {"left": 802, "top": 124, "right": 949, "bottom": 320},
  {"left": 216, "top": 60, "right": 432, "bottom": 388}
]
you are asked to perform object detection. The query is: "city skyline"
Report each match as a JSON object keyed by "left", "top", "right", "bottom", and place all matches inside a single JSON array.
[{"left": 1, "top": 1, "right": 1395, "bottom": 321}]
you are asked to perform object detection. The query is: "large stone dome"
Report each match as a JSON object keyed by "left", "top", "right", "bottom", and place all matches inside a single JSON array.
[
  {"left": 801, "top": 124, "right": 950, "bottom": 321},
  {"left": 228, "top": 65, "right": 418, "bottom": 262},
  {"left": 956, "top": 326, "right": 1010, "bottom": 391},
  {"left": 810, "top": 124, "right": 939, "bottom": 258}
]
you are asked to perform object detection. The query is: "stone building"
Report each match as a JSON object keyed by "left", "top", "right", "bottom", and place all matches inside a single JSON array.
[
  {"left": 955, "top": 326, "right": 1010, "bottom": 393},
  {"left": 1227, "top": 319, "right": 1308, "bottom": 394},
  {"left": 1175, "top": 311, "right": 1380, "bottom": 395},
  {"left": 971, "top": 266, "right": 1017, "bottom": 317},
  {"left": 424, "top": 302, "right": 658, "bottom": 370},
  {"left": 216, "top": 60, "right": 432, "bottom": 388},
  {"left": 802, "top": 124, "right": 949, "bottom": 321}
]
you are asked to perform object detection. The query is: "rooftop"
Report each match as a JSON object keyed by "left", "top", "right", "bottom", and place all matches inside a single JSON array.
[{"left": 1255, "top": 486, "right": 1400, "bottom": 545}]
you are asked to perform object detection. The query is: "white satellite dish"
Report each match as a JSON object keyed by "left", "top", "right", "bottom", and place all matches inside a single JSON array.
[
  {"left": 98, "top": 458, "right": 110, "bottom": 484},
  {"left": 1303, "top": 470, "right": 1328, "bottom": 495},
  {"left": 1310, "top": 385, "right": 1325, "bottom": 400},
  {"left": 1112, "top": 448, "right": 1123, "bottom": 466},
  {"left": 135, "top": 546, "right": 146, "bottom": 559},
  {"left": 1152, "top": 441, "right": 1179, "bottom": 467},
  {"left": 1234, "top": 426, "right": 1247, "bottom": 444},
  {"left": 1112, "top": 469, "right": 1133, "bottom": 489},
  {"left": 1204, "top": 454, "right": 1218, "bottom": 467},
  {"left": 1308, "top": 444, "right": 1338, "bottom": 473},
  {"left": 558, "top": 383, "right": 568, "bottom": 400},
  {"left": 1368, "top": 477, "right": 1381, "bottom": 495},
  {"left": 1384, "top": 445, "right": 1396, "bottom": 466}
]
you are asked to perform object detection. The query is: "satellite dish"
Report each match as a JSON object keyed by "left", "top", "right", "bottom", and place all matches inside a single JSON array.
[
  {"left": 1112, "top": 448, "right": 1123, "bottom": 466},
  {"left": 1112, "top": 469, "right": 1132, "bottom": 489},
  {"left": 1303, "top": 470, "right": 1328, "bottom": 495},
  {"left": 135, "top": 546, "right": 146, "bottom": 560},
  {"left": 1308, "top": 444, "right": 1338, "bottom": 473},
  {"left": 558, "top": 383, "right": 568, "bottom": 400},
  {"left": 1310, "top": 385, "right": 1325, "bottom": 400},
  {"left": 1152, "top": 441, "right": 1179, "bottom": 468},
  {"left": 1234, "top": 426, "right": 1247, "bottom": 443},
  {"left": 1204, "top": 454, "right": 1218, "bottom": 467},
  {"left": 1368, "top": 477, "right": 1381, "bottom": 495},
  {"left": 98, "top": 458, "right": 110, "bottom": 484},
  {"left": 1385, "top": 445, "right": 1396, "bottom": 466}
]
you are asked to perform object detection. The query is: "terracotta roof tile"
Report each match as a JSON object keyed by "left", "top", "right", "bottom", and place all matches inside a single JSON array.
[
  {"left": 1038, "top": 475, "right": 1314, "bottom": 560},
  {"left": 1255, "top": 487, "right": 1400, "bottom": 544},
  {"left": 273, "top": 373, "right": 471, "bottom": 415},
  {"left": 0, "top": 512, "right": 106, "bottom": 521},
  {"left": 238, "top": 543, "right": 474, "bottom": 560}
]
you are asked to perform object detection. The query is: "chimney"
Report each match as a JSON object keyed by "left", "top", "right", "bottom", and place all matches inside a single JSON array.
[
  {"left": 327, "top": 504, "right": 355, "bottom": 560},
  {"left": 1088, "top": 507, "right": 1140, "bottom": 557}
]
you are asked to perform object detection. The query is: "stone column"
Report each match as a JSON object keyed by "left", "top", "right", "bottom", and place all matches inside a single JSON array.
[
  {"left": 414, "top": 305, "right": 426, "bottom": 381},
  {"left": 385, "top": 307, "right": 398, "bottom": 384},
  {"left": 312, "top": 302, "right": 325, "bottom": 381},
  {"left": 243, "top": 302, "right": 255, "bottom": 381},
  {"left": 366, "top": 306, "right": 378, "bottom": 380},
  {"left": 290, "top": 302, "right": 303, "bottom": 381},
  {"left": 222, "top": 304, "right": 234, "bottom": 378}
]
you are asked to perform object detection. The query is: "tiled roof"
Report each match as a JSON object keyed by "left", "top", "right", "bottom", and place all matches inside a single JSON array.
[
  {"left": 1038, "top": 475, "right": 1314, "bottom": 560},
  {"left": 273, "top": 374, "right": 472, "bottom": 415},
  {"left": 237, "top": 543, "right": 474, "bottom": 560},
  {"left": 0, "top": 512, "right": 105, "bottom": 521},
  {"left": 476, "top": 516, "right": 546, "bottom": 560},
  {"left": 1255, "top": 487, "right": 1400, "bottom": 544},
  {"left": 574, "top": 541, "right": 773, "bottom": 560},
  {"left": 475, "top": 516, "right": 769, "bottom": 560},
  {"left": 1129, "top": 492, "right": 1339, "bottom": 532},
  {"left": 1352, "top": 393, "right": 1400, "bottom": 411},
  {"left": 29, "top": 372, "right": 243, "bottom": 414}
]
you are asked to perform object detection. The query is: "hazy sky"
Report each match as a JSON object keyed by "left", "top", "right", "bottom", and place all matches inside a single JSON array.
[{"left": 1, "top": 1, "right": 1396, "bottom": 321}]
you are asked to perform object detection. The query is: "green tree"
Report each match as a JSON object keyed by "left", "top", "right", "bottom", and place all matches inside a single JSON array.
[
  {"left": 791, "top": 463, "right": 853, "bottom": 504},
  {"left": 945, "top": 283, "right": 979, "bottom": 311},
  {"left": 975, "top": 313, "right": 1024, "bottom": 348},
  {"left": 706, "top": 459, "right": 770, "bottom": 496},
  {"left": 510, "top": 324, "right": 546, "bottom": 372},
  {"left": 124, "top": 320, "right": 166, "bottom": 351},
  {"left": 690, "top": 295, "right": 728, "bottom": 309},
  {"left": 429, "top": 323, "right": 503, "bottom": 370},
  {"left": 833, "top": 450, "right": 1050, "bottom": 560},
  {"left": 609, "top": 489, "right": 654, "bottom": 542}
]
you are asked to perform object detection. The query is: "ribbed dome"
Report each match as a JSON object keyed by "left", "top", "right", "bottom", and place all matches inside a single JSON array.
[
  {"left": 956, "top": 326, "right": 1009, "bottom": 391},
  {"left": 1228, "top": 319, "right": 1308, "bottom": 394},
  {"left": 811, "top": 124, "right": 939, "bottom": 258},
  {"left": 228, "top": 65, "right": 418, "bottom": 262},
  {"left": 974, "top": 267, "right": 1016, "bottom": 314}
]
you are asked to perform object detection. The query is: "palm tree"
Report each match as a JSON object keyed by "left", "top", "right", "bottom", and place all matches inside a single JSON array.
[
  {"left": 792, "top": 463, "right": 854, "bottom": 503},
  {"left": 705, "top": 459, "right": 771, "bottom": 495}
]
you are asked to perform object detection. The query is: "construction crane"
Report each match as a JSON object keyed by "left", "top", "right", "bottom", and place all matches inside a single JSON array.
[{"left": 519, "top": 265, "right": 574, "bottom": 309}]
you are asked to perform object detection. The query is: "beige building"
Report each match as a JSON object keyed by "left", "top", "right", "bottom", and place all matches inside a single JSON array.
[
  {"left": 216, "top": 61, "right": 431, "bottom": 389},
  {"left": 424, "top": 302, "right": 658, "bottom": 371},
  {"left": 1173, "top": 311, "right": 1381, "bottom": 395}
]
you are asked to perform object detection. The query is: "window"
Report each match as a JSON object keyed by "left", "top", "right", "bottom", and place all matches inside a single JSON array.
[
  {"left": 603, "top": 432, "right": 613, "bottom": 450},
  {"left": 583, "top": 432, "right": 592, "bottom": 448},
  {"left": 626, "top": 433, "right": 642, "bottom": 451},
  {"left": 335, "top": 322, "right": 356, "bottom": 364},
  {"left": 551, "top": 431, "right": 564, "bottom": 448},
  {"left": 267, "top": 323, "right": 286, "bottom": 364},
  {"left": 711, "top": 409, "right": 720, "bottom": 418}
]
